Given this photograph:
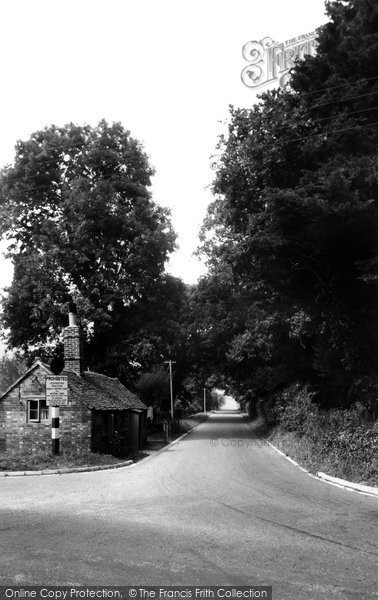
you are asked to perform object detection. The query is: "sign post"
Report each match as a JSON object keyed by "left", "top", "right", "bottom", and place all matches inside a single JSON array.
[
  {"left": 51, "top": 406, "right": 60, "bottom": 455},
  {"left": 46, "top": 376, "right": 68, "bottom": 456}
]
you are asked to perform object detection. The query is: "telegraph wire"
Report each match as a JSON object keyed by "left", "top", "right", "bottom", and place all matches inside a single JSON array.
[
  {"left": 310, "top": 90, "right": 378, "bottom": 110},
  {"left": 290, "top": 74, "right": 378, "bottom": 98},
  {"left": 269, "top": 104, "right": 378, "bottom": 134},
  {"left": 309, "top": 105, "right": 378, "bottom": 123},
  {"left": 286, "top": 120, "right": 378, "bottom": 144}
]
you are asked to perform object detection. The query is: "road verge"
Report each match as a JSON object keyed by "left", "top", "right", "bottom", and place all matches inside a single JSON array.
[{"left": 247, "top": 416, "right": 378, "bottom": 498}]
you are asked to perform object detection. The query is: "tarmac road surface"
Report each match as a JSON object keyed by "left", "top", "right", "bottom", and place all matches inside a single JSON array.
[{"left": 0, "top": 411, "right": 377, "bottom": 599}]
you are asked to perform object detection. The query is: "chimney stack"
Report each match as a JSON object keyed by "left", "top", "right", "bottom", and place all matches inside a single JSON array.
[{"left": 64, "top": 303, "right": 83, "bottom": 375}]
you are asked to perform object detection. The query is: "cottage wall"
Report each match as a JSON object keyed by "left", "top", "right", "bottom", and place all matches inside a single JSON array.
[{"left": 0, "top": 365, "right": 92, "bottom": 453}]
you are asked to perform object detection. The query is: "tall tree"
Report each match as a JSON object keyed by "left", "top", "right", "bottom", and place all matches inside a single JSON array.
[
  {"left": 199, "top": 0, "right": 378, "bottom": 408},
  {"left": 0, "top": 120, "right": 177, "bottom": 378}
]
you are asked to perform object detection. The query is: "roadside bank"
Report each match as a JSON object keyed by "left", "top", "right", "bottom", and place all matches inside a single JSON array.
[{"left": 248, "top": 416, "right": 378, "bottom": 488}]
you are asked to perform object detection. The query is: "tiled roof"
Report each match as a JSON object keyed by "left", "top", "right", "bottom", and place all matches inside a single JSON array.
[{"left": 64, "top": 370, "right": 147, "bottom": 411}]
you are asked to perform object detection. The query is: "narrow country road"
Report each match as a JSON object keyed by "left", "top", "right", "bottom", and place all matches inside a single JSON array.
[{"left": 0, "top": 412, "right": 377, "bottom": 598}]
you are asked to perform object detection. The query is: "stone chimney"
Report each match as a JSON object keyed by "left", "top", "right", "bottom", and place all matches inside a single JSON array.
[{"left": 64, "top": 303, "right": 83, "bottom": 375}]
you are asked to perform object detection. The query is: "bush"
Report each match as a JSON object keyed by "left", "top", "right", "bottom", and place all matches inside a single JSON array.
[
  {"left": 257, "top": 395, "right": 277, "bottom": 425},
  {"left": 275, "top": 383, "right": 318, "bottom": 435},
  {"left": 315, "top": 405, "right": 377, "bottom": 480},
  {"left": 184, "top": 400, "right": 202, "bottom": 415},
  {"left": 107, "top": 432, "right": 130, "bottom": 458},
  {"left": 269, "top": 387, "right": 378, "bottom": 484},
  {"left": 348, "top": 377, "right": 378, "bottom": 420}
]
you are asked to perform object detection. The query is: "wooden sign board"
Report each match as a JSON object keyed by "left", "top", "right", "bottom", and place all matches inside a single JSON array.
[{"left": 46, "top": 376, "right": 68, "bottom": 406}]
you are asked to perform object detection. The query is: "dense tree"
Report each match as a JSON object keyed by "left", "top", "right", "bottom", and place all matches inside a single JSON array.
[
  {"left": 0, "top": 120, "right": 177, "bottom": 379},
  {"left": 87, "top": 274, "right": 189, "bottom": 382},
  {"left": 0, "top": 355, "right": 26, "bottom": 395},
  {"left": 135, "top": 369, "right": 170, "bottom": 413},
  {"left": 198, "top": 0, "right": 378, "bottom": 409}
]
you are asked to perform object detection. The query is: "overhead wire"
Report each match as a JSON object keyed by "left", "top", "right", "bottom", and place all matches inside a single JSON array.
[
  {"left": 286, "top": 121, "right": 378, "bottom": 144},
  {"left": 309, "top": 105, "right": 378, "bottom": 123},
  {"left": 289, "top": 74, "right": 378, "bottom": 97},
  {"left": 267, "top": 105, "right": 378, "bottom": 138},
  {"left": 310, "top": 90, "right": 378, "bottom": 110}
]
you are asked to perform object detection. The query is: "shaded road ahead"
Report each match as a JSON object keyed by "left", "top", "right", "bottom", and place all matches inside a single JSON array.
[{"left": 0, "top": 412, "right": 377, "bottom": 598}]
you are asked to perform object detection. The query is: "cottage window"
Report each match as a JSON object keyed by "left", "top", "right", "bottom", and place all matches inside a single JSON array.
[
  {"left": 28, "top": 400, "right": 39, "bottom": 422},
  {"left": 28, "top": 399, "right": 49, "bottom": 423},
  {"left": 40, "top": 400, "right": 49, "bottom": 420}
]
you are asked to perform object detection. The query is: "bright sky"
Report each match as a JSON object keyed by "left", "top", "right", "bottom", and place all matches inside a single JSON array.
[{"left": 0, "top": 0, "right": 327, "bottom": 292}]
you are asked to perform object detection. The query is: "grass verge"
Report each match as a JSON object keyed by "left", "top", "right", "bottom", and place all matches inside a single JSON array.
[
  {"left": 250, "top": 417, "right": 378, "bottom": 487},
  {"left": 0, "top": 447, "right": 147, "bottom": 472},
  {"left": 0, "top": 413, "right": 208, "bottom": 472}
]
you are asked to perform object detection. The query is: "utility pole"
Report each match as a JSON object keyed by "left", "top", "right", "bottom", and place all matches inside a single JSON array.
[
  {"left": 203, "top": 388, "right": 207, "bottom": 413},
  {"left": 165, "top": 360, "right": 176, "bottom": 419}
]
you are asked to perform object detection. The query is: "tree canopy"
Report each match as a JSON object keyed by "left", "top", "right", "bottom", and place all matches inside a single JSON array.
[
  {"left": 0, "top": 120, "right": 178, "bottom": 379},
  {"left": 197, "top": 0, "right": 378, "bottom": 409}
]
